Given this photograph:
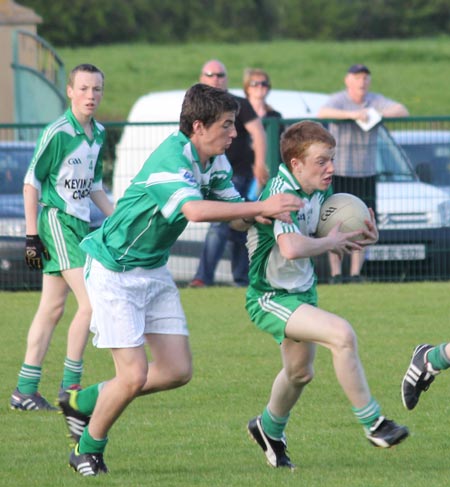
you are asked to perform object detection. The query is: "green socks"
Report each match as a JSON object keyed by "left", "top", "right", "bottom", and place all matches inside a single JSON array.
[
  {"left": 259, "top": 398, "right": 383, "bottom": 440},
  {"left": 79, "top": 427, "right": 108, "bottom": 455},
  {"left": 17, "top": 364, "right": 41, "bottom": 394},
  {"left": 70, "top": 382, "right": 108, "bottom": 455},
  {"left": 427, "top": 343, "right": 450, "bottom": 371},
  {"left": 17, "top": 357, "right": 84, "bottom": 395},
  {"left": 260, "top": 397, "right": 382, "bottom": 439},
  {"left": 74, "top": 383, "right": 102, "bottom": 416},
  {"left": 261, "top": 407, "right": 290, "bottom": 440},
  {"left": 62, "top": 357, "right": 83, "bottom": 389},
  {"left": 352, "top": 397, "right": 381, "bottom": 429}
]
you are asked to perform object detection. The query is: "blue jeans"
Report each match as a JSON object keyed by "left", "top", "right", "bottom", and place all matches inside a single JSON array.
[{"left": 193, "top": 175, "right": 252, "bottom": 286}]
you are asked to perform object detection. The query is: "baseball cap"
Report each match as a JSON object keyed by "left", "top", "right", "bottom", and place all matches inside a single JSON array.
[{"left": 347, "top": 64, "right": 371, "bottom": 74}]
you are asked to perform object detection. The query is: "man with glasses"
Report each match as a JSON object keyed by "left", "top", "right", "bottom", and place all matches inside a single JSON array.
[{"left": 190, "top": 59, "right": 268, "bottom": 288}]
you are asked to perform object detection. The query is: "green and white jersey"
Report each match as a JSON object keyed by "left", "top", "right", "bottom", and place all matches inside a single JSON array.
[
  {"left": 24, "top": 108, "right": 105, "bottom": 223},
  {"left": 81, "top": 130, "right": 242, "bottom": 272},
  {"left": 247, "top": 163, "right": 332, "bottom": 295}
]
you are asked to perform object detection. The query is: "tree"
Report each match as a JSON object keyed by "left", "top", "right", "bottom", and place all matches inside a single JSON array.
[{"left": 19, "top": 0, "right": 450, "bottom": 46}]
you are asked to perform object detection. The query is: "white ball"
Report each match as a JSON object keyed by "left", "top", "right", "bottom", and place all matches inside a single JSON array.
[{"left": 316, "top": 193, "right": 370, "bottom": 240}]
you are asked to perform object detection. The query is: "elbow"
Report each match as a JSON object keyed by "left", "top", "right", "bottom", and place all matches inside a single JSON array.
[
  {"left": 187, "top": 214, "right": 204, "bottom": 223},
  {"left": 182, "top": 210, "right": 199, "bottom": 222},
  {"left": 277, "top": 236, "right": 302, "bottom": 260},
  {"left": 182, "top": 206, "right": 204, "bottom": 222},
  {"left": 280, "top": 246, "right": 298, "bottom": 260},
  {"left": 284, "top": 252, "right": 298, "bottom": 261}
]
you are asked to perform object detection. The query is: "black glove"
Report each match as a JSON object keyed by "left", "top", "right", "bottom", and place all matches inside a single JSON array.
[{"left": 25, "top": 235, "right": 50, "bottom": 270}]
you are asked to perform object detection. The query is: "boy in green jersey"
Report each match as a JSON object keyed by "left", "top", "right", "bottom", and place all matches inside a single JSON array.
[
  {"left": 59, "top": 83, "right": 301, "bottom": 476},
  {"left": 245, "top": 121, "right": 409, "bottom": 469},
  {"left": 10, "top": 64, "right": 114, "bottom": 412}
]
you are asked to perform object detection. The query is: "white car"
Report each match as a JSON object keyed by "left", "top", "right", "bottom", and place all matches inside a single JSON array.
[
  {"left": 375, "top": 127, "right": 450, "bottom": 230},
  {"left": 112, "top": 90, "right": 450, "bottom": 283}
]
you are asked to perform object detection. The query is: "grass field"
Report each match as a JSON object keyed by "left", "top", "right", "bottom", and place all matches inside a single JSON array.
[
  {"left": 56, "top": 37, "right": 450, "bottom": 120},
  {"left": 2, "top": 282, "right": 450, "bottom": 486}
]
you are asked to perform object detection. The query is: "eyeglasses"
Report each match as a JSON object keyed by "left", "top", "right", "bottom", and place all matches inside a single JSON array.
[
  {"left": 249, "top": 80, "right": 270, "bottom": 88},
  {"left": 202, "top": 72, "right": 226, "bottom": 78}
]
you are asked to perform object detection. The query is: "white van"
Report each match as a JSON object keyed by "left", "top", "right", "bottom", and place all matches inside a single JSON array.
[{"left": 113, "top": 90, "right": 450, "bottom": 283}]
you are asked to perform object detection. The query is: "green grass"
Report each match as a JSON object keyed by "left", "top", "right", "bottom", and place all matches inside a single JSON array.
[
  {"left": 57, "top": 37, "right": 450, "bottom": 120},
  {"left": 2, "top": 282, "right": 450, "bottom": 486}
]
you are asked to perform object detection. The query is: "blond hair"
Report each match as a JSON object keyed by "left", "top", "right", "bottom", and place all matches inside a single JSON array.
[{"left": 243, "top": 68, "right": 275, "bottom": 112}]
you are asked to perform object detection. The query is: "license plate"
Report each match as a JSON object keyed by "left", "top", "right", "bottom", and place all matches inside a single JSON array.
[{"left": 366, "top": 244, "right": 426, "bottom": 261}]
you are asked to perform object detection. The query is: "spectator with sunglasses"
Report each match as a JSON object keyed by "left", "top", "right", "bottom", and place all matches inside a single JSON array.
[
  {"left": 190, "top": 60, "right": 268, "bottom": 288},
  {"left": 243, "top": 68, "right": 281, "bottom": 120},
  {"left": 243, "top": 68, "right": 283, "bottom": 200}
]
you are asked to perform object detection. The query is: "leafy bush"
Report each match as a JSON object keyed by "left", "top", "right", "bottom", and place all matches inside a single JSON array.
[{"left": 20, "top": 0, "right": 450, "bottom": 47}]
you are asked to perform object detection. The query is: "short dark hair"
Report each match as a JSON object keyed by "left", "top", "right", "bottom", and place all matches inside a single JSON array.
[
  {"left": 68, "top": 64, "right": 104, "bottom": 87},
  {"left": 281, "top": 121, "right": 335, "bottom": 170},
  {"left": 180, "top": 83, "right": 239, "bottom": 137}
]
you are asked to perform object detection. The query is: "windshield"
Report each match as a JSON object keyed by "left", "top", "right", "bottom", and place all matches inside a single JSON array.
[
  {"left": 400, "top": 142, "right": 450, "bottom": 187},
  {"left": 376, "top": 127, "right": 417, "bottom": 183},
  {"left": 0, "top": 146, "right": 33, "bottom": 195}
]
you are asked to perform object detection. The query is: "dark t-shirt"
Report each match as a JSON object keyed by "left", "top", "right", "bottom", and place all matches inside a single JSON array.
[
  {"left": 266, "top": 108, "right": 282, "bottom": 119},
  {"left": 225, "top": 95, "right": 258, "bottom": 178}
]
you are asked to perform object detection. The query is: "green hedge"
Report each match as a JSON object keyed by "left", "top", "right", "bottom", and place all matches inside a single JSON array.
[{"left": 20, "top": 0, "right": 450, "bottom": 47}]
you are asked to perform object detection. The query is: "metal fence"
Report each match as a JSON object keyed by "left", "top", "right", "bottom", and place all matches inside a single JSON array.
[{"left": 1, "top": 117, "right": 450, "bottom": 290}]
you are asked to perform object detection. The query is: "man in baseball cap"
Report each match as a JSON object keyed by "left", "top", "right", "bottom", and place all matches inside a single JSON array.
[
  {"left": 317, "top": 63, "right": 409, "bottom": 284},
  {"left": 347, "top": 63, "right": 371, "bottom": 74}
]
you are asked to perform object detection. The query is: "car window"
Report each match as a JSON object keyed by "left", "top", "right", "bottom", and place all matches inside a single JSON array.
[
  {"left": 0, "top": 147, "right": 33, "bottom": 194},
  {"left": 376, "top": 127, "right": 417, "bottom": 183},
  {"left": 400, "top": 143, "right": 450, "bottom": 187}
]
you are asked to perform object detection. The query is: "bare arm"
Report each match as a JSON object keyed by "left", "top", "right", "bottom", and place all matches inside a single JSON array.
[
  {"left": 380, "top": 102, "right": 409, "bottom": 117},
  {"left": 317, "top": 105, "right": 377, "bottom": 123},
  {"left": 182, "top": 193, "right": 301, "bottom": 223},
  {"left": 23, "top": 183, "right": 51, "bottom": 269},
  {"left": 23, "top": 183, "right": 40, "bottom": 235},
  {"left": 90, "top": 189, "right": 115, "bottom": 217},
  {"left": 278, "top": 224, "right": 365, "bottom": 261},
  {"left": 317, "top": 106, "right": 363, "bottom": 120},
  {"left": 245, "top": 117, "right": 268, "bottom": 186},
  {"left": 278, "top": 209, "right": 378, "bottom": 260},
  {"left": 318, "top": 102, "right": 409, "bottom": 121},
  {"left": 229, "top": 213, "right": 282, "bottom": 232}
]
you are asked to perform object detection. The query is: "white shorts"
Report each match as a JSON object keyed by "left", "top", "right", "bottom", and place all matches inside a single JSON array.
[{"left": 84, "top": 257, "right": 188, "bottom": 349}]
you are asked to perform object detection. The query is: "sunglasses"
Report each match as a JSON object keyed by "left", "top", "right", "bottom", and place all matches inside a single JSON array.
[
  {"left": 203, "top": 72, "right": 226, "bottom": 78},
  {"left": 249, "top": 80, "right": 270, "bottom": 88}
]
